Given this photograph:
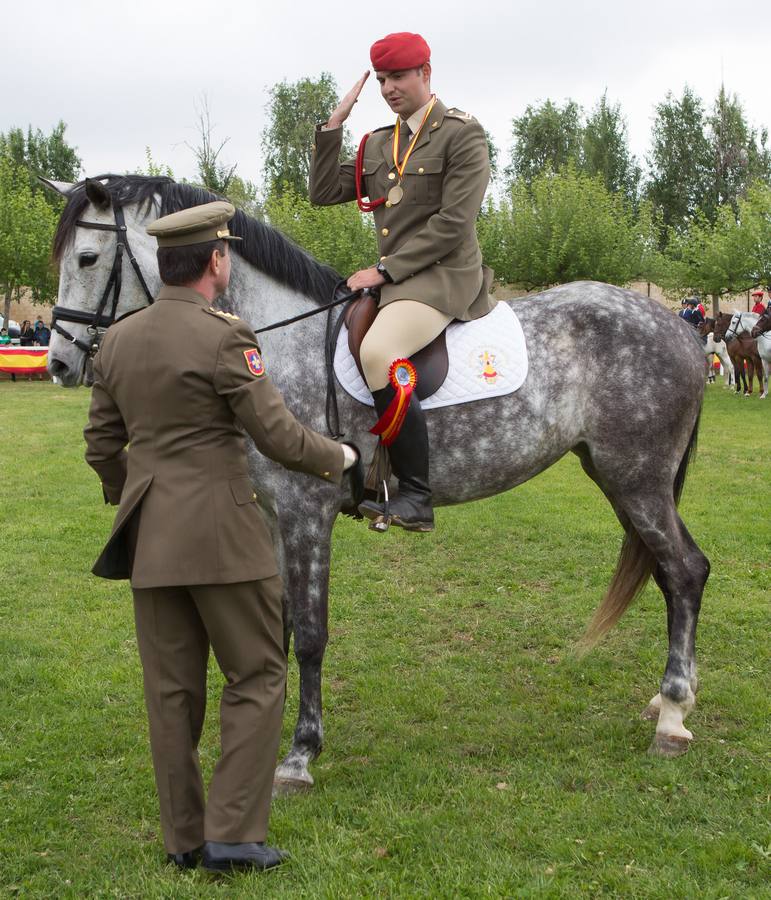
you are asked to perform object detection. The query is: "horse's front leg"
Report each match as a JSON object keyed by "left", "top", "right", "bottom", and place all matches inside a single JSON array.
[{"left": 274, "top": 494, "right": 337, "bottom": 794}]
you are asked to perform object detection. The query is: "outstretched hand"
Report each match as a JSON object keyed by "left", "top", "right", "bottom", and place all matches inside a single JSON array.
[{"left": 327, "top": 71, "right": 370, "bottom": 129}]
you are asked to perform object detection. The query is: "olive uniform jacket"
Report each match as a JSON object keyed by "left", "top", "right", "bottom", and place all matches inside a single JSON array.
[
  {"left": 84, "top": 286, "right": 344, "bottom": 589},
  {"left": 309, "top": 98, "right": 496, "bottom": 322}
]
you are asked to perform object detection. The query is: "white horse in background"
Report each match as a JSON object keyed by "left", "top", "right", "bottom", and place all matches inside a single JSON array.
[
  {"left": 725, "top": 312, "right": 771, "bottom": 399},
  {"left": 703, "top": 333, "right": 734, "bottom": 387}
]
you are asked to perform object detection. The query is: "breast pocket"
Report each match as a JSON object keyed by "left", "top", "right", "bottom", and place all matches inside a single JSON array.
[
  {"left": 362, "top": 156, "right": 387, "bottom": 200},
  {"left": 410, "top": 157, "right": 444, "bottom": 205}
]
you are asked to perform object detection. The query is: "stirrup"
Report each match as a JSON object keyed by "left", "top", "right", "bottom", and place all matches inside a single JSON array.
[{"left": 360, "top": 480, "right": 391, "bottom": 533}]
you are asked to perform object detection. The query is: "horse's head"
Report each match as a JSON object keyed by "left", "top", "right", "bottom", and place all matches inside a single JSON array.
[
  {"left": 711, "top": 312, "right": 733, "bottom": 343},
  {"left": 751, "top": 309, "right": 771, "bottom": 339},
  {"left": 47, "top": 176, "right": 163, "bottom": 386},
  {"left": 697, "top": 317, "right": 714, "bottom": 338}
]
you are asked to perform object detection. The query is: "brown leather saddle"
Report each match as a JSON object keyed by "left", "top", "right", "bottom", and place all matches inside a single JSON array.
[{"left": 343, "top": 293, "right": 449, "bottom": 400}]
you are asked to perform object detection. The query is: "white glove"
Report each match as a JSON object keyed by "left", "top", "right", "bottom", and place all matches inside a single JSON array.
[{"left": 341, "top": 443, "right": 358, "bottom": 471}]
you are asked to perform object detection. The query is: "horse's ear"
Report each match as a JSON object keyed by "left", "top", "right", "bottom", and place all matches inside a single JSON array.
[
  {"left": 85, "top": 178, "right": 111, "bottom": 209},
  {"left": 38, "top": 176, "right": 75, "bottom": 196}
]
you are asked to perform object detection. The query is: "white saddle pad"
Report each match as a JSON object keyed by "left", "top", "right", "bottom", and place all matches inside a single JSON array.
[{"left": 334, "top": 300, "right": 528, "bottom": 409}]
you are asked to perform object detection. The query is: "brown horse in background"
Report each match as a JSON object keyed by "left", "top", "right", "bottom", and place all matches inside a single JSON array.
[
  {"left": 751, "top": 308, "right": 771, "bottom": 338},
  {"left": 712, "top": 312, "right": 763, "bottom": 395}
]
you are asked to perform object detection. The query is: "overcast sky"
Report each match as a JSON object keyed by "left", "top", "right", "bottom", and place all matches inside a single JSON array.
[{"left": 3, "top": 0, "right": 770, "bottom": 187}]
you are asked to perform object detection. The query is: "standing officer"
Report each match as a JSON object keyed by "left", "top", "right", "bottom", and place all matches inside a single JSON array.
[
  {"left": 84, "top": 201, "right": 357, "bottom": 873},
  {"left": 309, "top": 31, "right": 496, "bottom": 533}
]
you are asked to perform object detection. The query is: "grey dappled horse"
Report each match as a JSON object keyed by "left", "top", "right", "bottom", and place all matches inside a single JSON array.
[{"left": 48, "top": 175, "right": 709, "bottom": 788}]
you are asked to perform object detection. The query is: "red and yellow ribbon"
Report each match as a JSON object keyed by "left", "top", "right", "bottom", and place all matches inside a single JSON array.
[
  {"left": 370, "top": 359, "right": 418, "bottom": 446},
  {"left": 392, "top": 94, "right": 437, "bottom": 177}
]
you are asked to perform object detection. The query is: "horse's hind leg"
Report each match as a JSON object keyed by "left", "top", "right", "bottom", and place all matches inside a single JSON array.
[{"left": 619, "top": 493, "right": 709, "bottom": 755}]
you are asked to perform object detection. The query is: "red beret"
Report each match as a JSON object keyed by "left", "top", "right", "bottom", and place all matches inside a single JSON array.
[
  {"left": 751, "top": 289, "right": 764, "bottom": 296},
  {"left": 370, "top": 32, "right": 430, "bottom": 71}
]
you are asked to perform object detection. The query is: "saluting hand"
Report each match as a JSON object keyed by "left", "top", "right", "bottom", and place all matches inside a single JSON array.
[{"left": 327, "top": 71, "right": 370, "bottom": 129}]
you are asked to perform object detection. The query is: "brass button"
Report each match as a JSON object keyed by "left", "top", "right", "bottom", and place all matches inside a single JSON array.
[
  {"left": 431, "top": 121, "right": 439, "bottom": 127},
  {"left": 381, "top": 228, "right": 389, "bottom": 236},
  {"left": 385, "top": 201, "right": 392, "bottom": 208},
  {"left": 418, "top": 167, "right": 424, "bottom": 174},
  {"left": 448, "top": 108, "right": 455, "bottom": 114},
  {"left": 380, "top": 255, "right": 388, "bottom": 261},
  {"left": 362, "top": 166, "right": 367, "bottom": 173},
  {"left": 252, "top": 492, "right": 257, "bottom": 500},
  {"left": 322, "top": 471, "right": 330, "bottom": 478},
  {"left": 388, "top": 172, "right": 396, "bottom": 181}
]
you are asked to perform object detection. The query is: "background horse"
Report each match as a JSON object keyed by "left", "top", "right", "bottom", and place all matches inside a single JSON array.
[
  {"left": 47, "top": 175, "right": 709, "bottom": 787},
  {"left": 724, "top": 311, "right": 770, "bottom": 399},
  {"left": 751, "top": 307, "right": 771, "bottom": 338},
  {"left": 712, "top": 312, "right": 765, "bottom": 398},
  {"left": 697, "top": 318, "right": 734, "bottom": 387}
]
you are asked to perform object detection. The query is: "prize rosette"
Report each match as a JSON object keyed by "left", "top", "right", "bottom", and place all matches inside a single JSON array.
[{"left": 370, "top": 358, "right": 418, "bottom": 446}]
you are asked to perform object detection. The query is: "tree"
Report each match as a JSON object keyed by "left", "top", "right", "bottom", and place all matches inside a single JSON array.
[
  {"left": 265, "top": 184, "right": 376, "bottom": 276},
  {"left": 0, "top": 121, "right": 81, "bottom": 204},
  {"left": 582, "top": 92, "right": 640, "bottom": 203},
  {"left": 645, "top": 87, "right": 713, "bottom": 237},
  {"left": 478, "top": 165, "right": 660, "bottom": 290},
  {"left": 505, "top": 99, "right": 582, "bottom": 186},
  {"left": 659, "top": 182, "right": 771, "bottom": 314},
  {"left": 186, "top": 97, "right": 261, "bottom": 217},
  {"left": 0, "top": 158, "right": 59, "bottom": 331},
  {"left": 263, "top": 74, "right": 353, "bottom": 200},
  {"left": 707, "top": 85, "right": 771, "bottom": 214}
]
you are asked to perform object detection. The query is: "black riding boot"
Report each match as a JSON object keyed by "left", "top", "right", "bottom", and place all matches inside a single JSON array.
[{"left": 359, "top": 386, "right": 434, "bottom": 531}]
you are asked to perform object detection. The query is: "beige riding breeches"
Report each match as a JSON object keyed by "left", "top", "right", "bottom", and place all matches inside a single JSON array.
[{"left": 359, "top": 300, "right": 453, "bottom": 391}]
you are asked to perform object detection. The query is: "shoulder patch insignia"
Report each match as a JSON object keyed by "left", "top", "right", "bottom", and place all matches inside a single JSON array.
[{"left": 243, "top": 347, "right": 265, "bottom": 377}]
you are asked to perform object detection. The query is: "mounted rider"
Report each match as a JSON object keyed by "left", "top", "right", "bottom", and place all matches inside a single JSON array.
[{"left": 309, "top": 31, "right": 495, "bottom": 532}]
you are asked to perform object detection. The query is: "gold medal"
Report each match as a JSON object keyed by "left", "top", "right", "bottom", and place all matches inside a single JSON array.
[{"left": 387, "top": 184, "right": 404, "bottom": 205}]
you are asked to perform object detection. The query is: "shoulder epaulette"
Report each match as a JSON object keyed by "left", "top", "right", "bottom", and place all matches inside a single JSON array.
[
  {"left": 371, "top": 124, "right": 396, "bottom": 134},
  {"left": 203, "top": 307, "right": 241, "bottom": 325},
  {"left": 444, "top": 108, "right": 475, "bottom": 123}
]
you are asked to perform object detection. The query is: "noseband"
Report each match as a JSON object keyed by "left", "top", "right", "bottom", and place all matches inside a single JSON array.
[{"left": 51, "top": 200, "right": 155, "bottom": 357}]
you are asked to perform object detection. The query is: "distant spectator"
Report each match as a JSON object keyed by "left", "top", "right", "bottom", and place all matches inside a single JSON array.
[
  {"left": 751, "top": 290, "right": 766, "bottom": 315},
  {"left": 0, "top": 328, "right": 10, "bottom": 345},
  {"left": 681, "top": 299, "right": 704, "bottom": 328},
  {"left": 19, "top": 320, "right": 36, "bottom": 346},
  {"left": 34, "top": 318, "right": 51, "bottom": 346}
]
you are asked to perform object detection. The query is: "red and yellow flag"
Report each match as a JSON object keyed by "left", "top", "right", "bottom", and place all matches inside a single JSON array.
[{"left": 0, "top": 347, "right": 48, "bottom": 375}]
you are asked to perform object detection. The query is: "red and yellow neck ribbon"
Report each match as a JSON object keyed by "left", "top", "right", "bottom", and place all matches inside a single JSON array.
[
  {"left": 392, "top": 95, "right": 437, "bottom": 176},
  {"left": 370, "top": 358, "right": 418, "bottom": 446}
]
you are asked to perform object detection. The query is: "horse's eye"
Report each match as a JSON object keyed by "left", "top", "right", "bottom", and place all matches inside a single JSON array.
[{"left": 79, "top": 252, "right": 98, "bottom": 268}]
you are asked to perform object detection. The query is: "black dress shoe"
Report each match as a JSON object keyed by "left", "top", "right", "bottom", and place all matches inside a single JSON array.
[
  {"left": 166, "top": 846, "right": 202, "bottom": 869},
  {"left": 202, "top": 840, "right": 289, "bottom": 872}
]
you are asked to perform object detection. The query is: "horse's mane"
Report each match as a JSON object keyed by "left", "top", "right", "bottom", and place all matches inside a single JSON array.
[{"left": 52, "top": 174, "right": 341, "bottom": 305}]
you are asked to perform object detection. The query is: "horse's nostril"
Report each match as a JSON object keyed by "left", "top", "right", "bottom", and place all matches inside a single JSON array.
[{"left": 48, "top": 358, "right": 68, "bottom": 377}]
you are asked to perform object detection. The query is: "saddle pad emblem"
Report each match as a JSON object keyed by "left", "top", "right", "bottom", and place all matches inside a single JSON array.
[
  {"left": 475, "top": 349, "right": 503, "bottom": 386},
  {"left": 243, "top": 348, "right": 265, "bottom": 377}
]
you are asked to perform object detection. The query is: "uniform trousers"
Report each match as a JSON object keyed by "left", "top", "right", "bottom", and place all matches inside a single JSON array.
[
  {"left": 360, "top": 299, "right": 453, "bottom": 390},
  {"left": 132, "top": 576, "right": 285, "bottom": 854}
]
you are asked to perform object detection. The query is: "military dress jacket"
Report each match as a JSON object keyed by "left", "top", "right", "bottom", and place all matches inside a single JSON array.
[
  {"left": 84, "top": 286, "right": 344, "bottom": 589},
  {"left": 309, "top": 98, "right": 496, "bottom": 322}
]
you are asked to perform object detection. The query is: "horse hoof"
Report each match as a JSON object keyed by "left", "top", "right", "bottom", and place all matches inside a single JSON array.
[
  {"left": 273, "top": 763, "right": 314, "bottom": 797},
  {"left": 640, "top": 704, "right": 660, "bottom": 722},
  {"left": 648, "top": 733, "right": 691, "bottom": 758},
  {"left": 272, "top": 773, "right": 314, "bottom": 797}
]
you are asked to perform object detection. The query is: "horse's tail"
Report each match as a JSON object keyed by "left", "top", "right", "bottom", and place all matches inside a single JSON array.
[{"left": 578, "top": 412, "right": 701, "bottom": 652}]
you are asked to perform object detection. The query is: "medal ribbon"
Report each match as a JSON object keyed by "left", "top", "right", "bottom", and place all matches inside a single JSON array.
[
  {"left": 370, "top": 359, "right": 418, "bottom": 446},
  {"left": 392, "top": 95, "right": 437, "bottom": 177}
]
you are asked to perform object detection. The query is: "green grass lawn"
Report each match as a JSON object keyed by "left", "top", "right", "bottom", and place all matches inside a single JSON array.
[{"left": 0, "top": 381, "right": 768, "bottom": 898}]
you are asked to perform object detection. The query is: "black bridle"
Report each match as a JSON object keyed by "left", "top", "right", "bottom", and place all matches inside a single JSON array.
[{"left": 51, "top": 200, "right": 155, "bottom": 356}]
